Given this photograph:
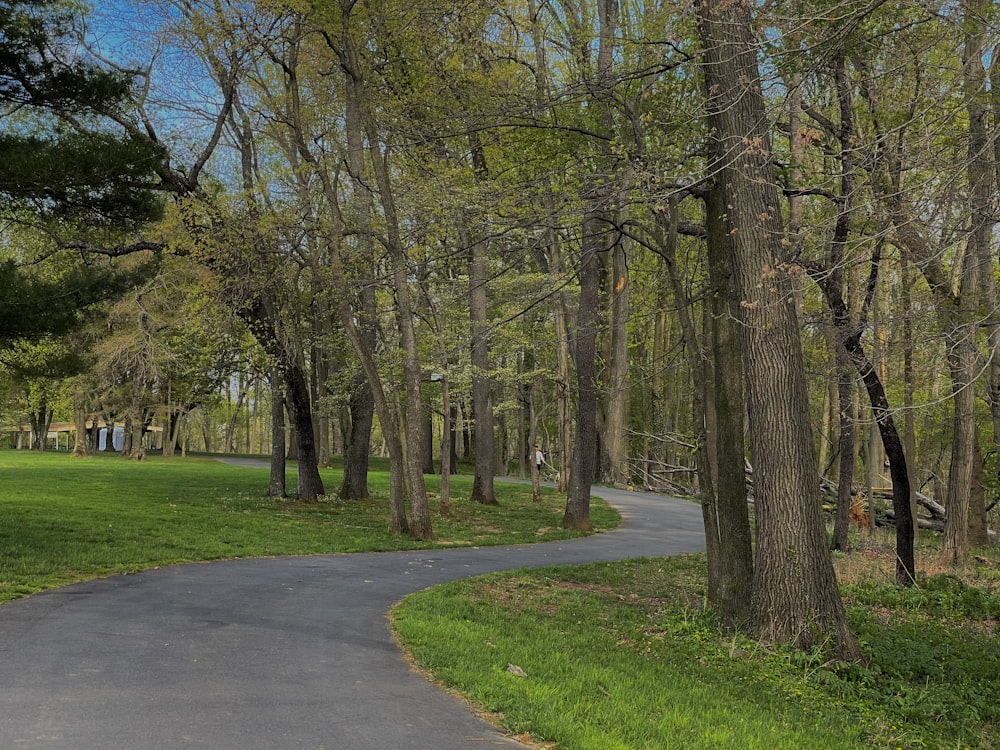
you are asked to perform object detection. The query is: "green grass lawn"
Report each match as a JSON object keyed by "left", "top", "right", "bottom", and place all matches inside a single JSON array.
[
  {"left": 392, "top": 554, "right": 1000, "bottom": 750},
  {"left": 7, "top": 449, "right": 998, "bottom": 749},
  {"left": 0, "top": 450, "right": 618, "bottom": 603}
]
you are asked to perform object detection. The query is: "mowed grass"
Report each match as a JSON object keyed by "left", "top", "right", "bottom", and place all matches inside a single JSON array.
[
  {"left": 392, "top": 553, "right": 1000, "bottom": 750},
  {"left": 0, "top": 450, "right": 619, "bottom": 603}
]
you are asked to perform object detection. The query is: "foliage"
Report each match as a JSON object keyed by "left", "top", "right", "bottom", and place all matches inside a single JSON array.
[
  {"left": 0, "top": 0, "right": 164, "bottom": 229},
  {"left": 0, "top": 253, "right": 159, "bottom": 345}
]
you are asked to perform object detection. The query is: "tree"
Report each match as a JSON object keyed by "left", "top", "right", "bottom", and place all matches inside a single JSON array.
[
  {"left": 696, "top": 0, "right": 859, "bottom": 658},
  {"left": 851, "top": 0, "right": 998, "bottom": 562},
  {"left": 0, "top": 0, "right": 165, "bottom": 453}
]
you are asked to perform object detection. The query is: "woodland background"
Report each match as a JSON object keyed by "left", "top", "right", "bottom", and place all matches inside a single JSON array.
[{"left": 1, "top": 0, "right": 997, "bottom": 655}]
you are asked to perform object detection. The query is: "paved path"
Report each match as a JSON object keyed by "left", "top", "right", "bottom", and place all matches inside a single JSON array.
[{"left": 0, "top": 478, "right": 705, "bottom": 749}]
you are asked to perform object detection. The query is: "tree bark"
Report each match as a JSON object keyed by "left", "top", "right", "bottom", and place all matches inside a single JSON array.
[
  {"left": 563, "top": 212, "right": 601, "bottom": 531},
  {"left": 29, "top": 401, "right": 53, "bottom": 451},
  {"left": 339, "top": 379, "right": 373, "bottom": 500},
  {"left": 600, "top": 238, "right": 630, "bottom": 487},
  {"left": 330, "top": 12, "right": 430, "bottom": 536},
  {"left": 697, "top": 0, "right": 859, "bottom": 658},
  {"left": 462, "top": 134, "right": 499, "bottom": 506},
  {"left": 268, "top": 368, "right": 286, "bottom": 498},
  {"left": 703, "top": 188, "right": 754, "bottom": 623},
  {"left": 241, "top": 297, "right": 324, "bottom": 501},
  {"left": 659, "top": 191, "right": 753, "bottom": 623}
]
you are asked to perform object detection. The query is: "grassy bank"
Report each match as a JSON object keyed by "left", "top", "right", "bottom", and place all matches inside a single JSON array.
[
  {"left": 392, "top": 551, "right": 1000, "bottom": 749},
  {"left": 0, "top": 450, "right": 618, "bottom": 603}
]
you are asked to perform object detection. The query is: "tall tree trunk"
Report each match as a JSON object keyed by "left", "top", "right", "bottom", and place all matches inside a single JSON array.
[
  {"left": 529, "top": 0, "right": 571, "bottom": 492},
  {"left": 659, "top": 192, "right": 752, "bottom": 624},
  {"left": 601, "top": 239, "right": 630, "bottom": 487},
  {"left": 832, "top": 353, "right": 856, "bottom": 552},
  {"left": 346, "top": 31, "right": 432, "bottom": 538},
  {"left": 340, "top": 380, "right": 373, "bottom": 500},
  {"left": 268, "top": 368, "right": 287, "bottom": 498},
  {"left": 858, "top": 11, "right": 990, "bottom": 564},
  {"left": 564, "top": 0, "right": 618, "bottom": 529},
  {"left": 986, "top": 39, "right": 1000, "bottom": 515},
  {"left": 901, "top": 262, "right": 919, "bottom": 534},
  {"left": 960, "top": 0, "right": 995, "bottom": 552},
  {"left": 549, "top": 205, "right": 574, "bottom": 493},
  {"left": 467, "top": 258, "right": 497, "bottom": 503},
  {"left": 284, "top": 359, "right": 325, "bottom": 501},
  {"left": 808, "top": 53, "right": 914, "bottom": 579},
  {"left": 703, "top": 189, "right": 754, "bottom": 623},
  {"left": 241, "top": 297, "right": 325, "bottom": 502},
  {"left": 229, "top": 95, "right": 324, "bottom": 501},
  {"left": 944, "top": 338, "right": 978, "bottom": 559},
  {"left": 464, "top": 135, "right": 499, "bottom": 506},
  {"left": 363, "top": 136, "right": 431, "bottom": 538},
  {"left": 563, "top": 212, "right": 602, "bottom": 531},
  {"left": 697, "top": 0, "right": 858, "bottom": 658}
]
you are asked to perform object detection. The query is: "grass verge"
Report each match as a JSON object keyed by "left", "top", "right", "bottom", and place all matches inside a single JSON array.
[
  {"left": 0, "top": 450, "right": 618, "bottom": 603},
  {"left": 392, "top": 551, "right": 1000, "bottom": 750}
]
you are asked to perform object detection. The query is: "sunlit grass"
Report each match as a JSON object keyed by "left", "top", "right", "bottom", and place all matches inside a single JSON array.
[
  {"left": 0, "top": 450, "right": 618, "bottom": 603},
  {"left": 393, "top": 553, "right": 1000, "bottom": 750}
]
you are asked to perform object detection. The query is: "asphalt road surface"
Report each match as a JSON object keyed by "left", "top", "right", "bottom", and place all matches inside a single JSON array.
[{"left": 0, "top": 480, "right": 705, "bottom": 749}]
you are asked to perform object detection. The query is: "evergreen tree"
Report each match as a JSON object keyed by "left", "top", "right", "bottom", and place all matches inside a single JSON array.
[{"left": 0, "top": 0, "right": 163, "bottom": 343}]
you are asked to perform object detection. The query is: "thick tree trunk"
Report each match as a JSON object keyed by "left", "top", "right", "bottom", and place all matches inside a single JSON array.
[
  {"left": 72, "top": 404, "right": 91, "bottom": 457},
  {"left": 659, "top": 193, "right": 753, "bottom": 620},
  {"left": 704, "top": 189, "right": 754, "bottom": 623},
  {"left": 285, "top": 359, "right": 325, "bottom": 501},
  {"left": 241, "top": 297, "right": 324, "bottom": 501},
  {"left": 128, "top": 409, "right": 148, "bottom": 460},
  {"left": 339, "top": 378, "right": 373, "bottom": 500},
  {"left": 697, "top": 0, "right": 858, "bottom": 658}
]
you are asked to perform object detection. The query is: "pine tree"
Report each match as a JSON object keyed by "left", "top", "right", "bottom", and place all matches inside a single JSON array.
[{"left": 0, "top": 0, "right": 163, "bottom": 342}]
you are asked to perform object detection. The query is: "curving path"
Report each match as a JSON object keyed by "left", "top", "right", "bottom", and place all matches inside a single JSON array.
[{"left": 0, "top": 480, "right": 705, "bottom": 749}]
